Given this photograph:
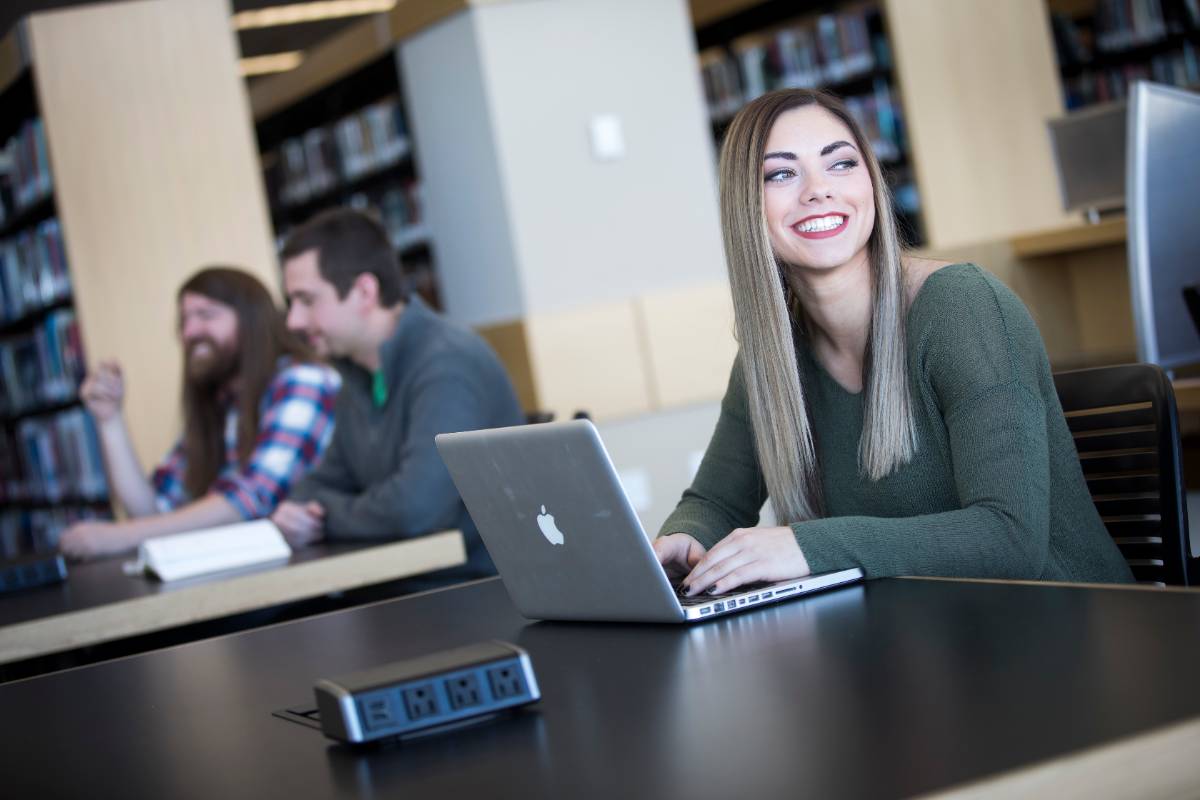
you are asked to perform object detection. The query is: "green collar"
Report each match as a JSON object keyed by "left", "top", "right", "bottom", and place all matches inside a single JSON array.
[{"left": 371, "top": 370, "right": 388, "bottom": 408}]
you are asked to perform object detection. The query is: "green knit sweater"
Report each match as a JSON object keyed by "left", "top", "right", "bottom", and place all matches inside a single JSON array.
[{"left": 660, "top": 264, "right": 1134, "bottom": 583}]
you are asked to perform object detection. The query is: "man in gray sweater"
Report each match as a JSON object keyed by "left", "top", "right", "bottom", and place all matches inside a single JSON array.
[{"left": 272, "top": 208, "right": 524, "bottom": 587}]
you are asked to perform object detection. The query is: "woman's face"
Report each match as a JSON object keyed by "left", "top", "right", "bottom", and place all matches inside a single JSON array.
[{"left": 760, "top": 106, "right": 875, "bottom": 277}]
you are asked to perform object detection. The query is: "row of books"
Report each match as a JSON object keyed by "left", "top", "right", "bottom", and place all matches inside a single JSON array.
[
  {"left": 1094, "top": 0, "right": 1199, "bottom": 53},
  {"left": 701, "top": 6, "right": 884, "bottom": 120},
  {"left": 1063, "top": 43, "right": 1200, "bottom": 107},
  {"left": 358, "top": 182, "right": 429, "bottom": 252},
  {"left": 276, "top": 182, "right": 431, "bottom": 258},
  {"left": 0, "top": 218, "right": 72, "bottom": 325},
  {"left": 1053, "top": 0, "right": 1200, "bottom": 67},
  {"left": 0, "top": 308, "right": 86, "bottom": 417},
  {"left": 0, "top": 408, "right": 109, "bottom": 510},
  {"left": 0, "top": 118, "right": 54, "bottom": 225},
  {"left": 0, "top": 506, "right": 110, "bottom": 558},
  {"left": 269, "top": 96, "right": 411, "bottom": 208}
]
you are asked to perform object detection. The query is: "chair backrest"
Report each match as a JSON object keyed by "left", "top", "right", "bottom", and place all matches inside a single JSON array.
[{"left": 1053, "top": 364, "right": 1191, "bottom": 585}]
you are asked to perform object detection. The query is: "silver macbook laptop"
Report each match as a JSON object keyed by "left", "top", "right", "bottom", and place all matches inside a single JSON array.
[{"left": 435, "top": 420, "right": 862, "bottom": 623}]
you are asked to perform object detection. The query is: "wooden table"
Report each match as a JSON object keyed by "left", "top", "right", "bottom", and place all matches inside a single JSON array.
[{"left": 0, "top": 530, "right": 464, "bottom": 677}]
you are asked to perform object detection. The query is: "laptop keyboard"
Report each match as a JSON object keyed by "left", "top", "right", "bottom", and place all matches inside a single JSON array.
[{"left": 673, "top": 581, "right": 773, "bottom": 606}]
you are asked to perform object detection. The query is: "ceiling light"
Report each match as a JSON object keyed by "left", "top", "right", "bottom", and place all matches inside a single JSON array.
[
  {"left": 232, "top": 0, "right": 397, "bottom": 30},
  {"left": 239, "top": 51, "right": 305, "bottom": 77}
]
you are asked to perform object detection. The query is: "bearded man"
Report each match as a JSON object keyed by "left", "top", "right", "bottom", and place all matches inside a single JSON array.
[{"left": 59, "top": 267, "right": 340, "bottom": 560}]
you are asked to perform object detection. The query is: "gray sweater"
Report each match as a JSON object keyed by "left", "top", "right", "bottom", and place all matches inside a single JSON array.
[
  {"left": 290, "top": 296, "right": 524, "bottom": 585},
  {"left": 661, "top": 264, "right": 1133, "bottom": 584}
]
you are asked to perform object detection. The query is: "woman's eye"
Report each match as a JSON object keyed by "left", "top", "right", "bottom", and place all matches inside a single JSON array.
[
  {"left": 830, "top": 158, "right": 859, "bottom": 171},
  {"left": 764, "top": 168, "right": 795, "bottom": 183}
]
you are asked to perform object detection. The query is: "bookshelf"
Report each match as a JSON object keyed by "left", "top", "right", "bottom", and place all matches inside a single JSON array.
[
  {"left": 1048, "top": 0, "right": 1200, "bottom": 109},
  {"left": 693, "top": 0, "right": 924, "bottom": 245},
  {"left": 255, "top": 53, "right": 440, "bottom": 309},
  {"left": 0, "top": 0, "right": 280, "bottom": 557},
  {"left": 0, "top": 34, "right": 108, "bottom": 557}
]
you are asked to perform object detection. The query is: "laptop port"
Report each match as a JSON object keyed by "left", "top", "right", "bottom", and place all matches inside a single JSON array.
[
  {"left": 776, "top": 586, "right": 794, "bottom": 595},
  {"left": 713, "top": 602, "right": 725, "bottom": 611},
  {"left": 748, "top": 595, "right": 759, "bottom": 602},
  {"left": 761, "top": 591, "right": 772, "bottom": 599},
  {"left": 700, "top": 608, "right": 711, "bottom": 615}
]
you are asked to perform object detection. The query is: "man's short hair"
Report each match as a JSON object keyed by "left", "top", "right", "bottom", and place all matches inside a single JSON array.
[{"left": 280, "top": 208, "right": 409, "bottom": 307}]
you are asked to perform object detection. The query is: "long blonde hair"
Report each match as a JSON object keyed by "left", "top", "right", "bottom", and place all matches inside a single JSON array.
[{"left": 719, "top": 89, "right": 916, "bottom": 523}]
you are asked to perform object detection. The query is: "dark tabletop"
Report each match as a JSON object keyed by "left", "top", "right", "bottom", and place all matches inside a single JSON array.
[{"left": 2, "top": 577, "right": 1199, "bottom": 799}]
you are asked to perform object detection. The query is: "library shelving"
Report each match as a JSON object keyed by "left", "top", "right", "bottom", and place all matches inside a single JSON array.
[
  {"left": 1049, "top": 0, "right": 1200, "bottom": 109},
  {"left": 253, "top": 29, "right": 441, "bottom": 310},
  {"left": 692, "top": 1, "right": 924, "bottom": 246},
  {"left": 0, "top": 45, "right": 109, "bottom": 556},
  {"left": 0, "top": 0, "right": 280, "bottom": 556}
]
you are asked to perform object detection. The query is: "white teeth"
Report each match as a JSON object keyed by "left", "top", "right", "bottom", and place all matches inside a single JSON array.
[{"left": 795, "top": 215, "right": 846, "bottom": 233}]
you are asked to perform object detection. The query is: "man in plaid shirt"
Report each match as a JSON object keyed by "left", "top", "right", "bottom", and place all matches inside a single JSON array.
[{"left": 59, "top": 267, "right": 339, "bottom": 560}]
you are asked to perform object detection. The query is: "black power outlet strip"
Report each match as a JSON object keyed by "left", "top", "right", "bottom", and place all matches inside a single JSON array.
[{"left": 314, "top": 640, "right": 540, "bottom": 744}]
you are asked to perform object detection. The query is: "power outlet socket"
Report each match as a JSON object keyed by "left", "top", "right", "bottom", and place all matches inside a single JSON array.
[
  {"left": 446, "top": 673, "right": 482, "bottom": 710},
  {"left": 486, "top": 663, "right": 527, "bottom": 700},
  {"left": 315, "top": 641, "right": 540, "bottom": 744}
]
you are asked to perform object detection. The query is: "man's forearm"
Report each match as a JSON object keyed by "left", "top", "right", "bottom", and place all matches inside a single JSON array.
[{"left": 96, "top": 416, "right": 159, "bottom": 517}]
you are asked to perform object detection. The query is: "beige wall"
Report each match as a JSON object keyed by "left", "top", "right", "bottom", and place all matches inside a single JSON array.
[
  {"left": 886, "top": 0, "right": 1077, "bottom": 249},
  {"left": 29, "top": 0, "right": 277, "bottom": 470}
]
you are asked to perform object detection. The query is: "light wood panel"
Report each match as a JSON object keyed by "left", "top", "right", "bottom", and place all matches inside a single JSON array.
[
  {"left": 637, "top": 281, "right": 738, "bottom": 408},
  {"left": 0, "top": 531, "right": 465, "bottom": 664},
  {"left": 1013, "top": 216, "right": 1127, "bottom": 258},
  {"left": 525, "top": 300, "right": 653, "bottom": 421},
  {"left": 476, "top": 318, "right": 537, "bottom": 413},
  {"left": 28, "top": 0, "right": 279, "bottom": 471},
  {"left": 1064, "top": 243, "right": 1137, "bottom": 362},
  {"left": 885, "top": 0, "right": 1075, "bottom": 249}
]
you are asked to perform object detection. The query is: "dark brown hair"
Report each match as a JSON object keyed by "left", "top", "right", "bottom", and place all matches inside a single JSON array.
[
  {"left": 177, "top": 267, "right": 314, "bottom": 499},
  {"left": 279, "top": 207, "right": 409, "bottom": 306}
]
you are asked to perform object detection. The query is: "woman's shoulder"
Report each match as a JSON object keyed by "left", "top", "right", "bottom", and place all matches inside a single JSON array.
[
  {"left": 904, "top": 262, "right": 1049, "bottom": 392},
  {"left": 907, "top": 261, "right": 1030, "bottom": 325}
]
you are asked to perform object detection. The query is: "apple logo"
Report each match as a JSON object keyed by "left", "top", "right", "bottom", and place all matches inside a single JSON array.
[{"left": 536, "top": 505, "right": 565, "bottom": 545}]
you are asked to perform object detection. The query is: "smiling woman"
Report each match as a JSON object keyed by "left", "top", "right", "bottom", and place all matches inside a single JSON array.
[{"left": 652, "top": 89, "right": 1133, "bottom": 592}]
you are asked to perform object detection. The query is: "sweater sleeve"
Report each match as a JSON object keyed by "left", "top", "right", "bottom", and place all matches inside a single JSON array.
[
  {"left": 795, "top": 270, "right": 1056, "bottom": 579},
  {"left": 658, "top": 356, "right": 768, "bottom": 549},
  {"left": 304, "top": 365, "right": 487, "bottom": 539}
]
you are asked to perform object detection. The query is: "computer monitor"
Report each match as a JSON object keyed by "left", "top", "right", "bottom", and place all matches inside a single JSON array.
[
  {"left": 1126, "top": 82, "right": 1200, "bottom": 370},
  {"left": 1047, "top": 99, "right": 1127, "bottom": 214}
]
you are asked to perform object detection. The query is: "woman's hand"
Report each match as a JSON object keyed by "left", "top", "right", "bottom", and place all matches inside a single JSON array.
[
  {"left": 681, "top": 526, "right": 810, "bottom": 596},
  {"left": 652, "top": 533, "right": 708, "bottom": 584}
]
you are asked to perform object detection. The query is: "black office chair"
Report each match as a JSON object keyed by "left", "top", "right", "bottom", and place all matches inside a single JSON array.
[{"left": 1053, "top": 364, "right": 1192, "bottom": 586}]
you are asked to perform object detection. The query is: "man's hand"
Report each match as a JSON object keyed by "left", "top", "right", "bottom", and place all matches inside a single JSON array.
[
  {"left": 651, "top": 532, "right": 708, "bottom": 584},
  {"left": 79, "top": 360, "right": 125, "bottom": 423},
  {"left": 680, "top": 526, "right": 811, "bottom": 596},
  {"left": 59, "top": 520, "right": 135, "bottom": 560},
  {"left": 272, "top": 500, "right": 326, "bottom": 548}
]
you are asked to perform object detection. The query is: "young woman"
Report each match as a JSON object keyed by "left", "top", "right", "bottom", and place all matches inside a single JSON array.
[{"left": 655, "top": 89, "right": 1132, "bottom": 594}]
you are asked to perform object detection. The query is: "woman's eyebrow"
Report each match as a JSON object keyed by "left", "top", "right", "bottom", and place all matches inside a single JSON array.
[
  {"left": 820, "top": 140, "right": 855, "bottom": 156},
  {"left": 764, "top": 140, "right": 857, "bottom": 162}
]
